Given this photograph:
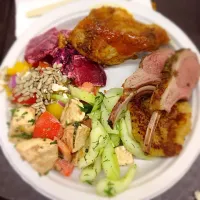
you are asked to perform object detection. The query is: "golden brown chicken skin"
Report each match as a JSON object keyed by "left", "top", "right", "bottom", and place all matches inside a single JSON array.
[
  {"left": 69, "top": 7, "right": 169, "bottom": 65},
  {"left": 129, "top": 96, "right": 191, "bottom": 157}
]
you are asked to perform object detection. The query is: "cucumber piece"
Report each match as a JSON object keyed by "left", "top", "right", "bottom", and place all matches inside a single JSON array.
[
  {"left": 51, "top": 94, "right": 69, "bottom": 103},
  {"left": 110, "top": 134, "right": 120, "bottom": 147},
  {"left": 88, "top": 110, "right": 101, "bottom": 120},
  {"left": 102, "top": 141, "right": 120, "bottom": 180},
  {"left": 78, "top": 148, "right": 98, "bottom": 169},
  {"left": 119, "top": 118, "right": 149, "bottom": 159},
  {"left": 105, "top": 88, "right": 123, "bottom": 98},
  {"left": 101, "top": 103, "right": 119, "bottom": 134},
  {"left": 103, "top": 96, "right": 121, "bottom": 112},
  {"left": 90, "top": 119, "right": 109, "bottom": 152},
  {"left": 96, "top": 164, "right": 137, "bottom": 197},
  {"left": 78, "top": 119, "right": 108, "bottom": 168},
  {"left": 103, "top": 88, "right": 123, "bottom": 112},
  {"left": 80, "top": 154, "right": 102, "bottom": 184},
  {"left": 92, "top": 92, "right": 104, "bottom": 112},
  {"left": 69, "top": 85, "right": 95, "bottom": 105},
  {"left": 125, "top": 110, "right": 133, "bottom": 138}
]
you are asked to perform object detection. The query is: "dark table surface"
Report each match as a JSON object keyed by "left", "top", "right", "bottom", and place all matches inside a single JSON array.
[{"left": 0, "top": 0, "right": 200, "bottom": 200}]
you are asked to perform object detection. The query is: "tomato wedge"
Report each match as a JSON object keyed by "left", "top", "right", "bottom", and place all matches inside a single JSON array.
[
  {"left": 33, "top": 111, "right": 63, "bottom": 140},
  {"left": 12, "top": 94, "right": 37, "bottom": 105},
  {"left": 55, "top": 159, "right": 74, "bottom": 177}
]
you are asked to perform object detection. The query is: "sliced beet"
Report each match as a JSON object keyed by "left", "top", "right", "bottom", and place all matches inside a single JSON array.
[
  {"left": 68, "top": 55, "right": 106, "bottom": 86},
  {"left": 25, "top": 28, "right": 59, "bottom": 66}
]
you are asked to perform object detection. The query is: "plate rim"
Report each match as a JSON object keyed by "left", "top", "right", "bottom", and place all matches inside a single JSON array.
[{"left": 0, "top": 0, "right": 200, "bottom": 200}]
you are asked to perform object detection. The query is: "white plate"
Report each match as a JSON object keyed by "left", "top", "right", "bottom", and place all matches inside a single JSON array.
[{"left": 0, "top": 0, "right": 200, "bottom": 200}]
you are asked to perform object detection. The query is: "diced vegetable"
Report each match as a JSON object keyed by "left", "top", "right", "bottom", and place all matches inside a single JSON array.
[
  {"left": 101, "top": 103, "right": 119, "bottom": 134},
  {"left": 16, "top": 138, "right": 58, "bottom": 175},
  {"left": 78, "top": 147, "right": 99, "bottom": 169},
  {"left": 8, "top": 75, "right": 17, "bottom": 89},
  {"left": 105, "top": 88, "right": 123, "bottom": 98},
  {"left": 33, "top": 111, "right": 63, "bottom": 140},
  {"left": 51, "top": 94, "right": 69, "bottom": 104},
  {"left": 102, "top": 141, "right": 120, "bottom": 180},
  {"left": 90, "top": 119, "right": 109, "bottom": 152},
  {"left": 103, "top": 88, "right": 123, "bottom": 112},
  {"left": 96, "top": 164, "right": 137, "bottom": 197},
  {"left": 125, "top": 110, "right": 133, "bottom": 138},
  {"left": 3, "top": 85, "right": 12, "bottom": 97},
  {"left": 120, "top": 118, "right": 149, "bottom": 159},
  {"left": 92, "top": 92, "right": 104, "bottom": 112},
  {"left": 60, "top": 99, "right": 85, "bottom": 126},
  {"left": 115, "top": 146, "right": 134, "bottom": 166},
  {"left": 88, "top": 110, "right": 101, "bottom": 120},
  {"left": 69, "top": 85, "right": 95, "bottom": 105},
  {"left": 79, "top": 82, "right": 95, "bottom": 94},
  {"left": 12, "top": 94, "right": 37, "bottom": 105},
  {"left": 78, "top": 119, "right": 108, "bottom": 168},
  {"left": 79, "top": 103, "right": 93, "bottom": 114},
  {"left": 110, "top": 134, "right": 120, "bottom": 147},
  {"left": 7, "top": 61, "right": 30, "bottom": 76},
  {"left": 80, "top": 154, "right": 102, "bottom": 184},
  {"left": 46, "top": 102, "right": 64, "bottom": 119},
  {"left": 55, "top": 159, "right": 74, "bottom": 177}
]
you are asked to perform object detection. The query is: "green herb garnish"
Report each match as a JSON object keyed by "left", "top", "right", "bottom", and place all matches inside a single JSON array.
[
  {"left": 85, "top": 180, "right": 93, "bottom": 185},
  {"left": 22, "top": 111, "right": 28, "bottom": 116},
  {"left": 11, "top": 133, "right": 32, "bottom": 139},
  {"left": 104, "top": 182, "right": 115, "bottom": 197},
  {"left": 50, "top": 140, "right": 57, "bottom": 145},
  {"left": 28, "top": 119, "right": 35, "bottom": 125},
  {"left": 10, "top": 108, "right": 16, "bottom": 116},
  {"left": 79, "top": 103, "right": 93, "bottom": 114},
  {"left": 6, "top": 122, "right": 10, "bottom": 127},
  {"left": 44, "top": 171, "right": 49, "bottom": 175}
]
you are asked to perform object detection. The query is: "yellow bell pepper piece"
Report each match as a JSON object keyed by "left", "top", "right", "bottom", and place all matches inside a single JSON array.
[
  {"left": 3, "top": 85, "right": 12, "bottom": 97},
  {"left": 46, "top": 103, "right": 64, "bottom": 119},
  {"left": 7, "top": 61, "right": 30, "bottom": 76}
]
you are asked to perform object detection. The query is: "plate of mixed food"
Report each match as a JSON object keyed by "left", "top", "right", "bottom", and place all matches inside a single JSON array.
[{"left": 0, "top": 0, "right": 200, "bottom": 199}]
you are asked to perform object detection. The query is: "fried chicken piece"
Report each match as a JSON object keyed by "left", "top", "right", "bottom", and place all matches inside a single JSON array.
[
  {"left": 69, "top": 6, "right": 169, "bottom": 65},
  {"left": 129, "top": 96, "right": 191, "bottom": 157}
]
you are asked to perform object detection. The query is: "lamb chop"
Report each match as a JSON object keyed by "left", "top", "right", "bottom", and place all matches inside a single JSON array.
[
  {"left": 69, "top": 7, "right": 169, "bottom": 65},
  {"left": 129, "top": 95, "right": 191, "bottom": 157},
  {"left": 144, "top": 49, "right": 200, "bottom": 153},
  {"left": 108, "top": 48, "right": 175, "bottom": 128}
]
